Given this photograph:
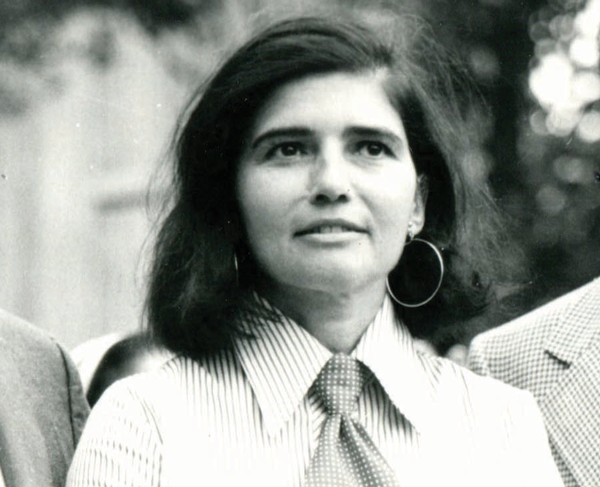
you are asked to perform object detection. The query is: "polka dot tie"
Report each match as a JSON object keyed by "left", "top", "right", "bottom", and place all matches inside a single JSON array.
[{"left": 305, "top": 354, "right": 400, "bottom": 487}]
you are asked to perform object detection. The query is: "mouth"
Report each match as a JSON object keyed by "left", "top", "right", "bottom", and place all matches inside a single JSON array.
[{"left": 295, "top": 220, "right": 367, "bottom": 236}]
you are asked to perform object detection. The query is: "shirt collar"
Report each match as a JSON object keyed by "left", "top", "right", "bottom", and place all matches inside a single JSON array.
[
  {"left": 233, "top": 293, "right": 332, "bottom": 435},
  {"left": 233, "top": 292, "right": 437, "bottom": 436},
  {"left": 352, "top": 295, "right": 438, "bottom": 436}
]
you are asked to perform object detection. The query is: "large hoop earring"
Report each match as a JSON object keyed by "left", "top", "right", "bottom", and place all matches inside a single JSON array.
[{"left": 386, "top": 238, "right": 444, "bottom": 308}]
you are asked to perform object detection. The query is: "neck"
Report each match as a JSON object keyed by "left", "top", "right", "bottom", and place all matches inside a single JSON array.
[{"left": 258, "top": 279, "right": 387, "bottom": 353}]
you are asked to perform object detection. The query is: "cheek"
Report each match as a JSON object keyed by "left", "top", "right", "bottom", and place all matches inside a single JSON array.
[
  {"left": 370, "top": 168, "right": 418, "bottom": 228},
  {"left": 366, "top": 170, "right": 419, "bottom": 269},
  {"left": 236, "top": 169, "right": 292, "bottom": 248}
]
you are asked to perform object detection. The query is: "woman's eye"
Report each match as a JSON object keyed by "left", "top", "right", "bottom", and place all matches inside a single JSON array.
[
  {"left": 265, "top": 142, "right": 306, "bottom": 159},
  {"left": 356, "top": 141, "right": 393, "bottom": 158}
]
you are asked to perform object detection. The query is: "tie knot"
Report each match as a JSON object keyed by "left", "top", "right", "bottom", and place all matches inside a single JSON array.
[{"left": 313, "top": 354, "right": 369, "bottom": 416}]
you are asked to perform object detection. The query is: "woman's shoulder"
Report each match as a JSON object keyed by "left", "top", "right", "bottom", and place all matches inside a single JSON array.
[
  {"left": 68, "top": 357, "right": 206, "bottom": 486},
  {"left": 93, "top": 349, "right": 245, "bottom": 414},
  {"left": 100, "top": 352, "right": 225, "bottom": 395},
  {"left": 414, "top": 354, "right": 562, "bottom": 486},
  {"left": 419, "top": 354, "right": 549, "bottom": 446},
  {"left": 419, "top": 353, "right": 540, "bottom": 416}
]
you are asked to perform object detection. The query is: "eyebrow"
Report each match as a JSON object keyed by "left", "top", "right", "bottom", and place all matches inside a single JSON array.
[
  {"left": 250, "top": 127, "right": 314, "bottom": 149},
  {"left": 344, "top": 126, "right": 404, "bottom": 147}
]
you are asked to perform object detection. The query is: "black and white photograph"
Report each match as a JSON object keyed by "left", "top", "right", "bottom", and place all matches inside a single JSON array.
[{"left": 0, "top": 0, "right": 599, "bottom": 485}]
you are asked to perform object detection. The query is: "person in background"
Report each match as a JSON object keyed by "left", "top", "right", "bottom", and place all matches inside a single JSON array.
[
  {"left": 70, "top": 332, "right": 125, "bottom": 393},
  {"left": 469, "top": 277, "right": 600, "bottom": 487},
  {"left": 86, "top": 332, "right": 170, "bottom": 407},
  {"left": 0, "top": 307, "right": 88, "bottom": 487},
  {"left": 68, "top": 13, "right": 563, "bottom": 487}
]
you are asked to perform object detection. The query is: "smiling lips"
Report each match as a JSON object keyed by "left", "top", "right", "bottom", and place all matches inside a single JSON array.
[{"left": 295, "top": 220, "right": 367, "bottom": 236}]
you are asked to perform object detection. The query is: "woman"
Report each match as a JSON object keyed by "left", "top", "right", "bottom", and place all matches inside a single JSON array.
[{"left": 67, "top": 14, "right": 563, "bottom": 487}]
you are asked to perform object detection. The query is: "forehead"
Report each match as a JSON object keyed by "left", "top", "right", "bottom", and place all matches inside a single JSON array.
[{"left": 249, "top": 72, "right": 406, "bottom": 137}]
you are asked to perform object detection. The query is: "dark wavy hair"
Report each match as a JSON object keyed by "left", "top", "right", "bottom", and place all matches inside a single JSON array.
[{"left": 146, "top": 14, "right": 515, "bottom": 357}]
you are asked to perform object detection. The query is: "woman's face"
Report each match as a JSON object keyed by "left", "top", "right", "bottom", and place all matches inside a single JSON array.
[{"left": 236, "top": 72, "right": 425, "bottom": 296}]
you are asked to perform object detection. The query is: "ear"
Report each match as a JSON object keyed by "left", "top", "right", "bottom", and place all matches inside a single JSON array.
[{"left": 410, "top": 174, "right": 428, "bottom": 234}]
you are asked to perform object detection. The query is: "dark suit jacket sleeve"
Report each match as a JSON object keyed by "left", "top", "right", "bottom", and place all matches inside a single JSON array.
[
  {"left": 56, "top": 341, "right": 90, "bottom": 447},
  {"left": 0, "top": 311, "right": 90, "bottom": 487}
]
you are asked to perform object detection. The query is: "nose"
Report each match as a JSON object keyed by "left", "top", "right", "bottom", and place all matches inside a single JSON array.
[{"left": 309, "top": 144, "right": 351, "bottom": 204}]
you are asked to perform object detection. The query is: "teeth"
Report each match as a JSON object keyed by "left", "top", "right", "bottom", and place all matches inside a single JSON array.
[
  {"left": 298, "top": 224, "right": 363, "bottom": 236},
  {"left": 313, "top": 226, "right": 350, "bottom": 234}
]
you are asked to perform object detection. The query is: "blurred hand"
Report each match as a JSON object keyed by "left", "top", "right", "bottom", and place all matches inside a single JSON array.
[
  {"left": 413, "top": 339, "right": 468, "bottom": 366},
  {"left": 413, "top": 339, "right": 438, "bottom": 356},
  {"left": 444, "top": 344, "right": 468, "bottom": 366}
]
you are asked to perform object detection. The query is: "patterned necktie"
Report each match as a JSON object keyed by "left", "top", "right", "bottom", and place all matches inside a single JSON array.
[{"left": 305, "top": 354, "right": 400, "bottom": 487}]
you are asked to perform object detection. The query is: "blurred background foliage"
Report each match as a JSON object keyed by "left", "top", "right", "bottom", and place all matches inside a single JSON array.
[{"left": 0, "top": 0, "right": 598, "bottom": 348}]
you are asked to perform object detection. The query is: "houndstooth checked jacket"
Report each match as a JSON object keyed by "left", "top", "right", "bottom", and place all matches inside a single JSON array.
[{"left": 468, "top": 278, "right": 600, "bottom": 487}]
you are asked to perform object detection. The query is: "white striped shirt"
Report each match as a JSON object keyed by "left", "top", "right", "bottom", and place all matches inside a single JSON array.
[{"left": 67, "top": 295, "right": 564, "bottom": 487}]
